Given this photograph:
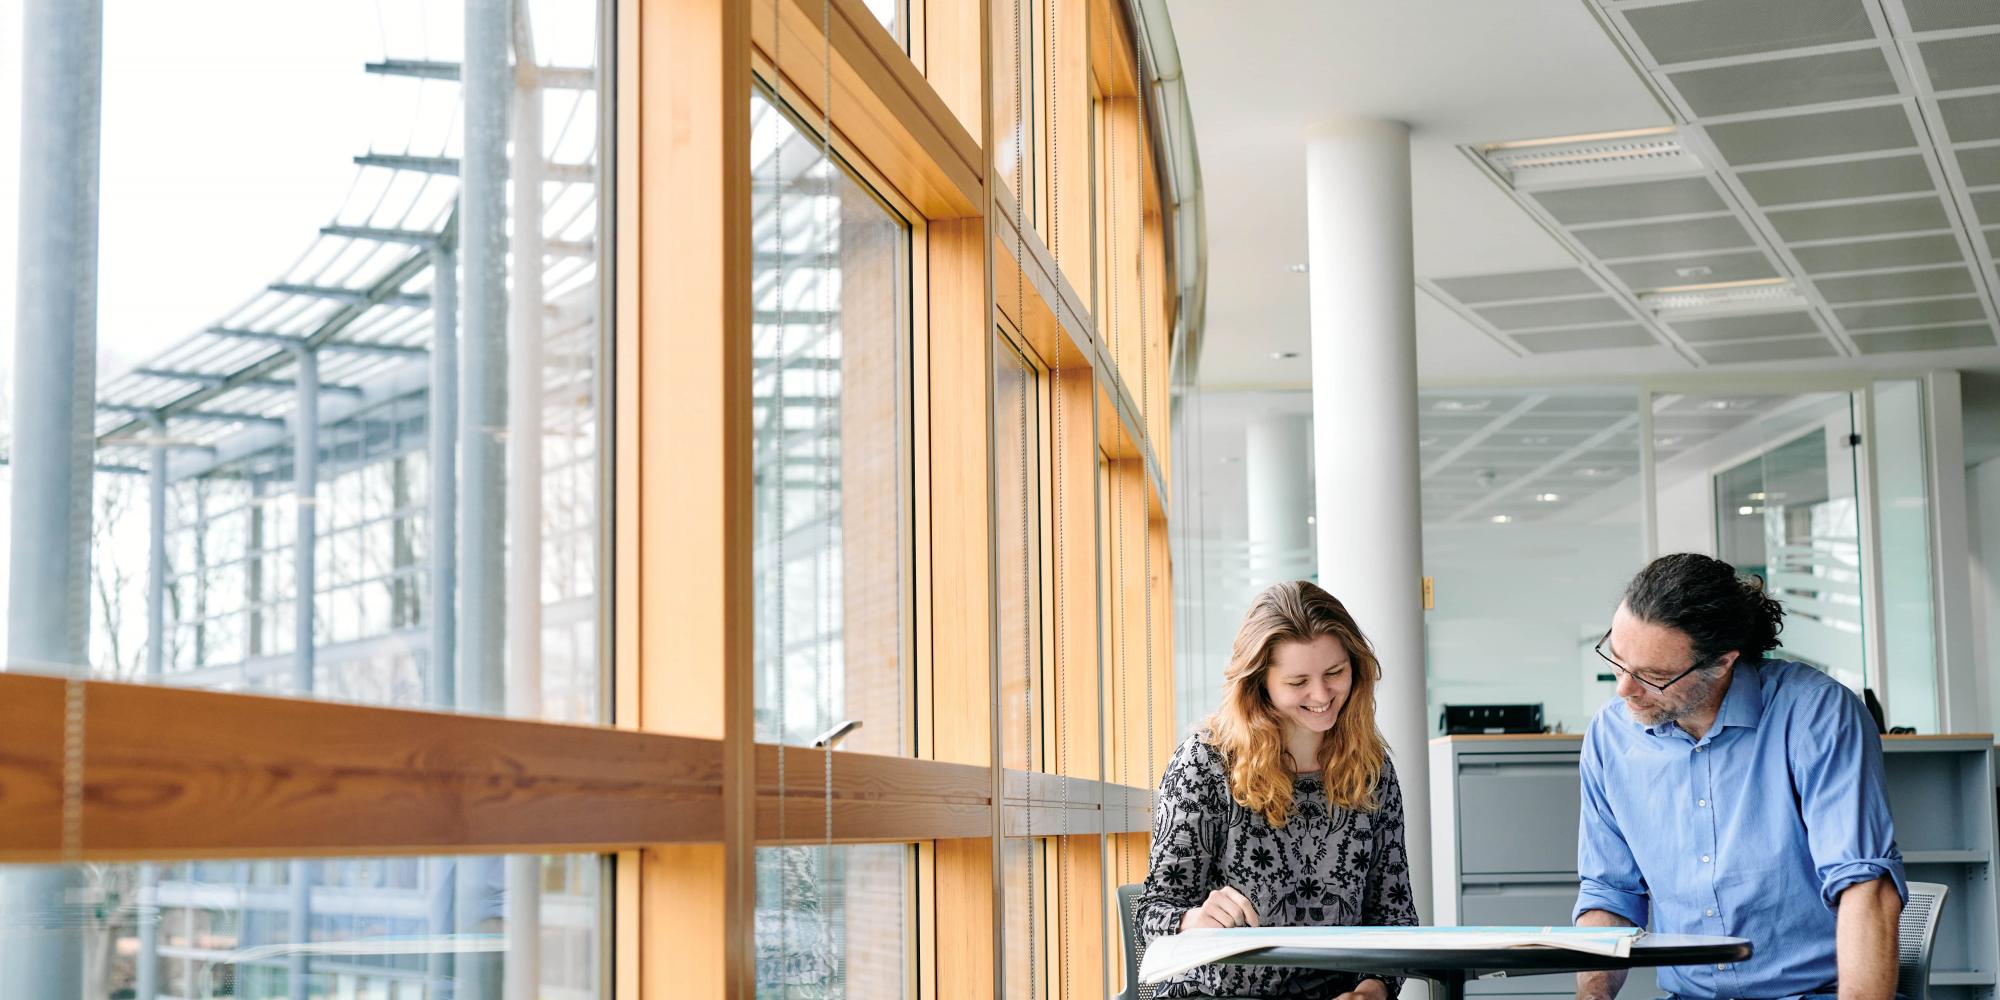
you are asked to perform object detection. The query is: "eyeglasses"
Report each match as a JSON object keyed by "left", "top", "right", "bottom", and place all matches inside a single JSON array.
[{"left": 1594, "top": 629, "right": 1708, "bottom": 693}]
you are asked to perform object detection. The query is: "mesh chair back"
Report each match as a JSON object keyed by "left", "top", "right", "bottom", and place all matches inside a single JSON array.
[
  {"left": 1897, "top": 881, "right": 1949, "bottom": 1000},
  {"left": 1116, "top": 883, "right": 1155, "bottom": 1000}
]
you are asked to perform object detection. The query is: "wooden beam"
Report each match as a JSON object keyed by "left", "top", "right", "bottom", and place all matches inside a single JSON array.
[
  {"left": 752, "top": 0, "right": 983, "bottom": 219},
  {"left": 0, "top": 674, "right": 1035, "bottom": 862}
]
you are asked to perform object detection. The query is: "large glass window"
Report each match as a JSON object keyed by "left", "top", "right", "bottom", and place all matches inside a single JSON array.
[{"left": 749, "top": 88, "right": 913, "bottom": 997}]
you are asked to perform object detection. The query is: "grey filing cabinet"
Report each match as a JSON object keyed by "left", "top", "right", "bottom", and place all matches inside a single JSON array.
[{"left": 1429, "top": 734, "right": 1999, "bottom": 1000}]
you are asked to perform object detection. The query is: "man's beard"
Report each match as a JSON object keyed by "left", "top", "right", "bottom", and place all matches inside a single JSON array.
[{"left": 1628, "top": 669, "right": 1722, "bottom": 728}]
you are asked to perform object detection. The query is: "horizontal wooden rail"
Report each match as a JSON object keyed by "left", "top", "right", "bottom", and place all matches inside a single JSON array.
[{"left": 0, "top": 675, "right": 1153, "bottom": 862}]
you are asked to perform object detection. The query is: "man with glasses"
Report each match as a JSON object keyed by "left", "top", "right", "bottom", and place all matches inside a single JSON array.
[{"left": 1573, "top": 553, "right": 1905, "bottom": 1000}]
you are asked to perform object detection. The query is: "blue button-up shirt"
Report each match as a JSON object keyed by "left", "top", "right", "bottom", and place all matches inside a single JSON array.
[{"left": 1573, "top": 658, "right": 1907, "bottom": 1000}]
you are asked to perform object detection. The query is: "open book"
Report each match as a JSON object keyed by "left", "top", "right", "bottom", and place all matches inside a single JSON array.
[{"left": 1139, "top": 925, "right": 1643, "bottom": 985}]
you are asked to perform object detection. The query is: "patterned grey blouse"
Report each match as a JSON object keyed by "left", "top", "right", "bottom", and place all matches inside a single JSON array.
[{"left": 1136, "top": 732, "right": 1419, "bottom": 999}]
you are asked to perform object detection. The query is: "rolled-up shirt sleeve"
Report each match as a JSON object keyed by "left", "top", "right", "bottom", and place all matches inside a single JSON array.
[
  {"left": 1791, "top": 683, "right": 1908, "bottom": 910},
  {"left": 1573, "top": 725, "right": 1650, "bottom": 927}
]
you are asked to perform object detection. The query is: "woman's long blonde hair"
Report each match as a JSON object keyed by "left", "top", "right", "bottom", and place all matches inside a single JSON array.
[{"left": 1203, "top": 580, "right": 1389, "bottom": 827}]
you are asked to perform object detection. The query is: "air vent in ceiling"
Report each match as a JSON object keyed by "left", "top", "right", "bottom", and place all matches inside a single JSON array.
[
  {"left": 1476, "top": 127, "right": 1703, "bottom": 191},
  {"left": 1636, "top": 278, "right": 1809, "bottom": 317}
]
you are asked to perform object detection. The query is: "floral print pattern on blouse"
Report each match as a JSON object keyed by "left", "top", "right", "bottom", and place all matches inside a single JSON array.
[{"left": 1135, "top": 732, "right": 1419, "bottom": 999}]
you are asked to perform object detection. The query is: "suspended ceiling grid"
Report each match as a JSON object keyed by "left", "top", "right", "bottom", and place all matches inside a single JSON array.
[{"left": 1425, "top": 0, "right": 2000, "bottom": 368}]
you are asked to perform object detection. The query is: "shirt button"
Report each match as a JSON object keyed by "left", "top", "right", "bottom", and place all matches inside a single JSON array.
[
  {"left": 1701, "top": 855, "right": 1711, "bottom": 863},
  {"left": 1706, "top": 908, "right": 1715, "bottom": 916},
  {"left": 1695, "top": 746, "right": 1705, "bottom": 753},
  {"left": 1698, "top": 798, "right": 1707, "bottom": 807},
  {"left": 1716, "top": 964, "right": 1727, "bottom": 971}
]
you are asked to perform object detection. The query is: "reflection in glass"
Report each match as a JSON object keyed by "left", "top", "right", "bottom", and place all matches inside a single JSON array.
[
  {"left": 1707, "top": 394, "right": 1865, "bottom": 693},
  {"left": 0, "top": 855, "right": 601, "bottom": 999},
  {"left": 1871, "top": 380, "right": 1937, "bottom": 731},
  {"left": 754, "top": 845, "right": 910, "bottom": 999},
  {"left": 749, "top": 91, "right": 912, "bottom": 999},
  {"left": 749, "top": 90, "right": 910, "bottom": 756},
  {"left": 995, "top": 336, "right": 1042, "bottom": 775},
  {"left": 1420, "top": 389, "right": 1646, "bottom": 734}
]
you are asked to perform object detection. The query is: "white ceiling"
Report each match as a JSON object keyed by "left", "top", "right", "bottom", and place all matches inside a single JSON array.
[{"left": 1168, "top": 0, "right": 2000, "bottom": 387}]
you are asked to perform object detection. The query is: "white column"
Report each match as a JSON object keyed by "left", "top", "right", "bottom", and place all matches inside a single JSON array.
[
  {"left": 1306, "top": 121, "right": 1433, "bottom": 932},
  {"left": 1245, "top": 413, "right": 1314, "bottom": 588}
]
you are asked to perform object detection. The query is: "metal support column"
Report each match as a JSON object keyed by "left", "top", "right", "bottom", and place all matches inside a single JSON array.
[
  {"left": 138, "top": 430, "right": 167, "bottom": 1000},
  {"left": 432, "top": 242, "right": 460, "bottom": 710},
  {"left": 503, "top": 13, "right": 546, "bottom": 998},
  {"left": 1, "top": 0, "right": 102, "bottom": 995},
  {"left": 459, "top": 1, "right": 512, "bottom": 996},
  {"left": 288, "top": 346, "right": 320, "bottom": 1000}
]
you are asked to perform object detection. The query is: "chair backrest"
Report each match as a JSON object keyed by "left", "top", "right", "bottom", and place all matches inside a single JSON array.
[
  {"left": 1115, "top": 883, "right": 1155, "bottom": 1000},
  {"left": 1897, "top": 881, "right": 1949, "bottom": 1000}
]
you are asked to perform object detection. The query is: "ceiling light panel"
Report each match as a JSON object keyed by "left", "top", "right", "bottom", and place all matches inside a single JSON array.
[{"left": 1609, "top": 251, "right": 1781, "bottom": 291}]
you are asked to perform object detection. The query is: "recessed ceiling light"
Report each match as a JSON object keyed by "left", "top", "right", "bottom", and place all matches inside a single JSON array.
[
  {"left": 1747, "top": 491, "right": 1766, "bottom": 501},
  {"left": 1269, "top": 350, "right": 1300, "bottom": 360},
  {"left": 1701, "top": 399, "right": 1733, "bottom": 410},
  {"left": 1738, "top": 506, "right": 1758, "bottom": 516},
  {"left": 1638, "top": 278, "right": 1805, "bottom": 317},
  {"left": 1476, "top": 126, "right": 1699, "bottom": 191},
  {"left": 1673, "top": 265, "right": 1714, "bottom": 279},
  {"left": 1575, "top": 467, "right": 1618, "bottom": 478},
  {"left": 1432, "top": 399, "right": 1490, "bottom": 413},
  {"left": 1535, "top": 493, "right": 1561, "bottom": 502},
  {"left": 1305, "top": 515, "right": 1316, "bottom": 525},
  {"left": 1655, "top": 435, "right": 1682, "bottom": 447},
  {"left": 1490, "top": 514, "right": 1513, "bottom": 524},
  {"left": 1287, "top": 263, "right": 1309, "bottom": 274}
]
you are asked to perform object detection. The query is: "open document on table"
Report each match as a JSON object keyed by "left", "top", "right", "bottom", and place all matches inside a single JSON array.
[{"left": 1139, "top": 926, "right": 1645, "bottom": 984}]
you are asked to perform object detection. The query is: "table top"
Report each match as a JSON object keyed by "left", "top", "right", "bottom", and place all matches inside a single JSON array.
[{"left": 1223, "top": 933, "right": 1752, "bottom": 978}]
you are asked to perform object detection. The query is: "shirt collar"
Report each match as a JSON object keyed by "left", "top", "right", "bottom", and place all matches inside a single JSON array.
[{"left": 1639, "top": 658, "right": 1764, "bottom": 740}]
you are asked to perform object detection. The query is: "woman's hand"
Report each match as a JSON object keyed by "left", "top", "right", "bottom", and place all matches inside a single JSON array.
[
  {"left": 1178, "top": 886, "right": 1261, "bottom": 930},
  {"left": 1332, "top": 977, "right": 1390, "bottom": 1000}
]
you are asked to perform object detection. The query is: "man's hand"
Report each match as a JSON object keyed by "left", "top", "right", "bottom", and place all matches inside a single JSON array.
[
  {"left": 1179, "top": 886, "right": 1261, "bottom": 930},
  {"left": 1576, "top": 908, "right": 1635, "bottom": 1000},
  {"left": 1836, "top": 877, "right": 1901, "bottom": 1000},
  {"left": 1332, "top": 977, "right": 1391, "bottom": 1000}
]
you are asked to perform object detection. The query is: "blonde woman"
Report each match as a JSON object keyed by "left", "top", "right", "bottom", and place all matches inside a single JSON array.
[{"left": 1135, "top": 580, "right": 1417, "bottom": 999}]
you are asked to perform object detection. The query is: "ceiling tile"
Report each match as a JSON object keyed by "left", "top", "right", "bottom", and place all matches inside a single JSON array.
[
  {"left": 1625, "top": 0, "right": 1874, "bottom": 65},
  {"left": 1532, "top": 178, "right": 1727, "bottom": 225},
  {"left": 1918, "top": 33, "right": 2000, "bottom": 92},
  {"left": 1790, "top": 233, "right": 1965, "bottom": 273},
  {"left": 1850, "top": 325, "right": 1997, "bottom": 353},
  {"left": 1669, "top": 49, "right": 1898, "bottom": 118},
  {"left": 1609, "top": 251, "right": 1781, "bottom": 290},
  {"left": 1696, "top": 337, "right": 1840, "bottom": 364},
  {"left": 1957, "top": 147, "right": 2000, "bottom": 187},
  {"left": 1939, "top": 94, "right": 2000, "bottom": 143},
  {"left": 1432, "top": 269, "right": 1603, "bottom": 303},
  {"left": 1902, "top": 0, "right": 2000, "bottom": 32},
  {"left": 1814, "top": 265, "right": 1977, "bottom": 301},
  {"left": 1766, "top": 195, "right": 1951, "bottom": 240},
  {"left": 1511, "top": 325, "right": 1661, "bottom": 353},
  {"left": 1573, "top": 216, "right": 1756, "bottom": 259},
  {"left": 1737, "top": 155, "right": 1934, "bottom": 207},
  {"left": 1973, "top": 189, "right": 2000, "bottom": 225},
  {"left": 1704, "top": 104, "right": 1915, "bottom": 166},
  {"left": 1472, "top": 298, "right": 1636, "bottom": 330},
  {"left": 1670, "top": 311, "right": 1822, "bottom": 342},
  {"left": 1834, "top": 296, "right": 1987, "bottom": 329}
]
